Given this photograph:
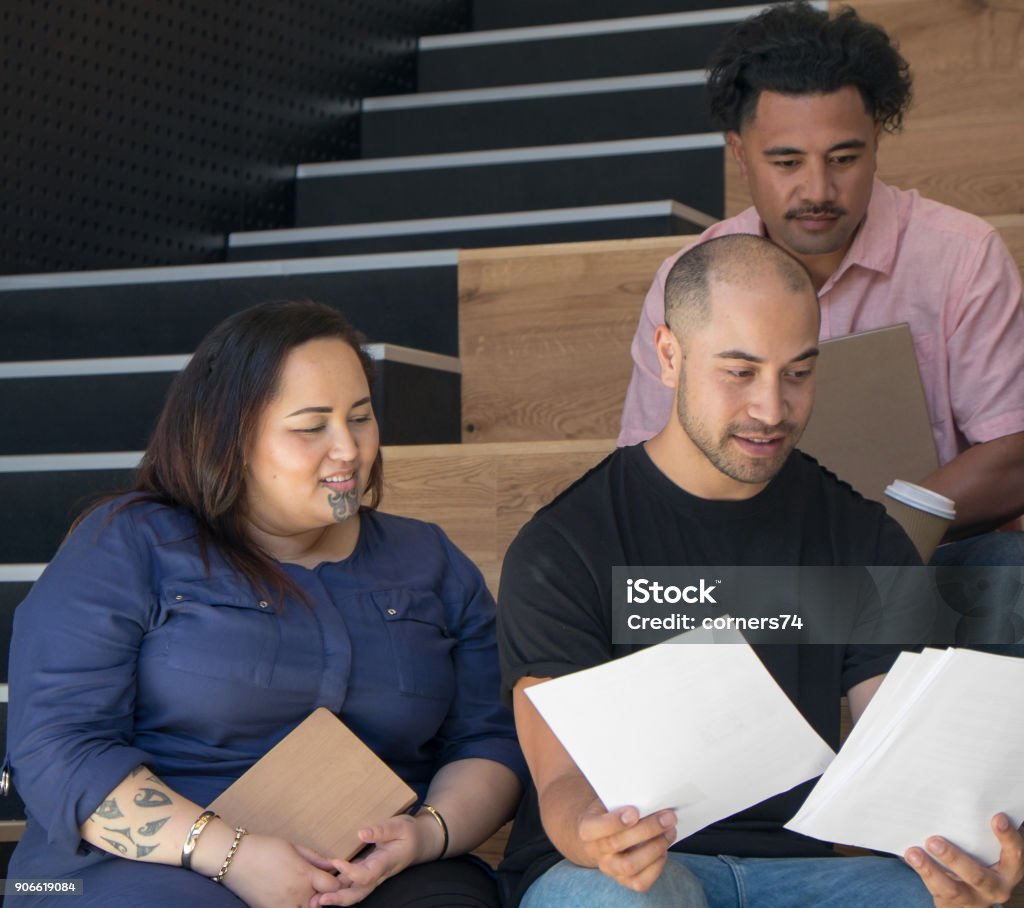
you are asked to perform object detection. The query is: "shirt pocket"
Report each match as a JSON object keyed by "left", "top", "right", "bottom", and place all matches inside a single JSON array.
[
  {"left": 160, "top": 577, "right": 280, "bottom": 688},
  {"left": 370, "top": 589, "right": 456, "bottom": 700}
]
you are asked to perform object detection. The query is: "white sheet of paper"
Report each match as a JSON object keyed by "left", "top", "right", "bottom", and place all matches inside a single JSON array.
[
  {"left": 787, "top": 648, "right": 1024, "bottom": 865},
  {"left": 526, "top": 624, "right": 835, "bottom": 843},
  {"left": 787, "top": 649, "right": 948, "bottom": 812}
]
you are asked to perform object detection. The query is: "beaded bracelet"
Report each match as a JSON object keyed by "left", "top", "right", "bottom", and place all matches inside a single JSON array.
[
  {"left": 419, "top": 803, "right": 449, "bottom": 859},
  {"left": 181, "top": 810, "right": 218, "bottom": 870},
  {"left": 211, "top": 826, "right": 247, "bottom": 884}
]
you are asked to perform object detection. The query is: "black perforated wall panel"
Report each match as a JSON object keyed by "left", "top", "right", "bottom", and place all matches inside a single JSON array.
[{"left": 0, "top": 0, "right": 469, "bottom": 274}]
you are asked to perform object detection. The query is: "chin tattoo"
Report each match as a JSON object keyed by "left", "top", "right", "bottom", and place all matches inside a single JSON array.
[{"left": 328, "top": 488, "right": 359, "bottom": 522}]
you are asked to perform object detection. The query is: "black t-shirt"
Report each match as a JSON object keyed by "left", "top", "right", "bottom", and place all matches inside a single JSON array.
[{"left": 496, "top": 444, "right": 921, "bottom": 906}]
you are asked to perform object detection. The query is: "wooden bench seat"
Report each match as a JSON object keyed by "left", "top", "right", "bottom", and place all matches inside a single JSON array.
[{"left": 459, "top": 218, "right": 1024, "bottom": 445}]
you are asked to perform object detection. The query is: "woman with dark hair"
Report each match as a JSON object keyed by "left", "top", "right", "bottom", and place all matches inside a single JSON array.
[{"left": 6, "top": 300, "right": 524, "bottom": 907}]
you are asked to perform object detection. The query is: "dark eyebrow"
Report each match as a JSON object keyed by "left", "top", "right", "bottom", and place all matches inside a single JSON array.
[
  {"left": 286, "top": 406, "right": 332, "bottom": 417},
  {"left": 790, "top": 347, "right": 820, "bottom": 363},
  {"left": 715, "top": 347, "right": 819, "bottom": 364},
  {"left": 284, "top": 397, "right": 372, "bottom": 418},
  {"left": 715, "top": 349, "right": 764, "bottom": 363},
  {"left": 763, "top": 139, "right": 867, "bottom": 157}
]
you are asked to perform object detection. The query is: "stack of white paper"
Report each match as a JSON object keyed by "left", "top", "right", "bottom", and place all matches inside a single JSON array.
[
  {"left": 526, "top": 624, "right": 835, "bottom": 844},
  {"left": 787, "top": 647, "right": 1024, "bottom": 864}
]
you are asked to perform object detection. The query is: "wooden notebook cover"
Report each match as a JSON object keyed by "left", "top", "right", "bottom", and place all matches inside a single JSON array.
[
  {"left": 798, "top": 324, "right": 939, "bottom": 504},
  {"left": 209, "top": 708, "right": 417, "bottom": 859}
]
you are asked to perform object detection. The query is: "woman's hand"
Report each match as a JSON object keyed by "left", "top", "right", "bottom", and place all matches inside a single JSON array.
[
  {"left": 216, "top": 833, "right": 343, "bottom": 908},
  {"left": 313, "top": 814, "right": 443, "bottom": 906}
]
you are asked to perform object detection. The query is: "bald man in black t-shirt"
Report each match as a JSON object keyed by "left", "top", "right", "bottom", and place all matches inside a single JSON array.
[{"left": 496, "top": 235, "right": 1024, "bottom": 908}]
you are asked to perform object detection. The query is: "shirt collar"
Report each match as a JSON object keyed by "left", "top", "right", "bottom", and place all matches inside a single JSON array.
[{"left": 835, "top": 178, "right": 899, "bottom": 280}]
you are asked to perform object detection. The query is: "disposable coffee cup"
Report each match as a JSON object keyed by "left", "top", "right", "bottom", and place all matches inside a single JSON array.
[{"left": 883, "top": 479, "right": 956, "bottom": 562}]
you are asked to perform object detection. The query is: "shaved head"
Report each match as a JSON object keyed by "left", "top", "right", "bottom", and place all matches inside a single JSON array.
[{"left": 664, "top": 234, "right": 817, "bottom": 338}]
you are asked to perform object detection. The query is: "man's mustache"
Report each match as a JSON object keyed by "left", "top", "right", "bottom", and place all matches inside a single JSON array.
[{"left": 784, "top": 204, "right": 848, "bottom": 219}]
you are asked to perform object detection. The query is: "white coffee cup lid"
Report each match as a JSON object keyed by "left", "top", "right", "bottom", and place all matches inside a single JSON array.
[{"left": 884, "top": 479, "right": 956, "bottom": 520}]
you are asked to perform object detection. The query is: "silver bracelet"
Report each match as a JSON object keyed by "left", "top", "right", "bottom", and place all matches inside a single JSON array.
[{"left": 181, "top": 810, "right": 218, "bottom": 870}]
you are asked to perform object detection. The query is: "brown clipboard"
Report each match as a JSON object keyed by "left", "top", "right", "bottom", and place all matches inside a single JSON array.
[
  {"left": 798, "top": 324, "right": 939, "bottom": 503},
  {"left": 209, "top": 707, "right": 418, "bottom": 859}
]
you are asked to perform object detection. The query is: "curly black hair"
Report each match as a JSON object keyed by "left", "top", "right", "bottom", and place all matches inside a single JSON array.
[{"left": 707, "top": 1, "right": 913, "bottom": 134}]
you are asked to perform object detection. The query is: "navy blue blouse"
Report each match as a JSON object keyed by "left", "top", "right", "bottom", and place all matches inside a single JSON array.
[{"left": 7, "top": 497, "right": 524, "bottom": 876}]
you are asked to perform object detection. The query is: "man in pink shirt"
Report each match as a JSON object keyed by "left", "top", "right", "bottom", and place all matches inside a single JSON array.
[{"left": 620, "top": 1, "right": 1024, "bottom": 571}]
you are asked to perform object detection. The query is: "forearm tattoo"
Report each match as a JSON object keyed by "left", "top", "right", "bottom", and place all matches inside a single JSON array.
[
  {"left": 133, "top": 788, "right": 172, "bottom": 808},
  {"left": 86, "top": 769, "right": 175, "bottom": 861},
  {"left": 94, "top": 799, "right": 124, "bottom": 819}
]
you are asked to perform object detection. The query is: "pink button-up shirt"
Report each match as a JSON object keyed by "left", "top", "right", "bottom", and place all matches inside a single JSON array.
[{"left": 619, "top": 180, "right": 1024, "bottom": 469}]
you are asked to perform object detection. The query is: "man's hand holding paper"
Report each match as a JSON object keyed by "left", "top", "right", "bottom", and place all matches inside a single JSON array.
[
  {"left": 904, "top": 813, "right": 1024, "bottom": 908},
  {"left": 525, "top": 630, "right": 1024, "bottom": 904},
  {"left": 576, "top": 800, "right": 678, "bottom": 893}
]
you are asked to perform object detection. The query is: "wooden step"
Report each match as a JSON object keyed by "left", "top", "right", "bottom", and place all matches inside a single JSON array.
[
  {"left": 381, "top": 439, "right": 614, "bottom": 593},
  {"left": 459, "top": 219, "right": 1024, "bottom": 444},
  {"left": 459, "top": 235, "right": 687, "bottom": 443}
]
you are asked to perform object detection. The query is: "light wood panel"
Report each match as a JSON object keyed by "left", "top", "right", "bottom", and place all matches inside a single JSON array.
[
  {"left": 459, "top": 236, "right": 689, "bottom": 444},
  {"left": 459, "top": 218, "right": 1023, "bottom": 445},
  {"left": 380, "top": 439, "right": 614, "bottom": 592},
  {"left": 726, "top": 0, "right": 1024, "bottom": 217}
]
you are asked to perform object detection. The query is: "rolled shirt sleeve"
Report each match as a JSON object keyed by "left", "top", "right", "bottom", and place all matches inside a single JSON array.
[
  {"left": 430, "top": 528, "right": 528, "bottom": 785},
  {"left": 944, "top": 229, "right": 1024, "bottom": 448}
]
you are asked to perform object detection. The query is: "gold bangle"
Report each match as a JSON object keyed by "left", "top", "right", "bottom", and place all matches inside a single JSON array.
[
  {"left": 419, "top": 803, "right": 449, "bottom": 859},
  {"left": 211, "top": 826, "right": 247, "bottom": 884},
  {"left": 181, "top": 810, "right": 218, "bottom": 870}
]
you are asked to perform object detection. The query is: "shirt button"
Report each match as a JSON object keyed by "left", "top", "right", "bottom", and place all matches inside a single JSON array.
[
  {"left": 387, "top": 608, "right": 397, "bottom": 616},
  {"left": 174, "top": 594, "right": 184, "bottom": 601},
  {"left": 259, "top": 600, "right": 269, "bottom": 609}
]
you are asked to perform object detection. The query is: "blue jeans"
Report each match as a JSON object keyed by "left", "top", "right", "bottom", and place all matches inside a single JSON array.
[
  {"left": 930, "top": 531, "right": 1024, "bottom": 652},
  {"left": 671, "top": 854, "right": 931, "bottom": 907},
  {"left": 521, "top": 855, "right": 708, "bottom": 908},
  {"left": 521, "top": 853, "right": 931, "bottom": 908},
  {"left": 931, "top": 530, "right": 1024, "bottom": 567}
]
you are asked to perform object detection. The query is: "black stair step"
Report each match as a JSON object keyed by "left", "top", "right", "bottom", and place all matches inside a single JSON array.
[
  {"left": 0, "top": 368, "right": 177, "bottom": 455},
  {"left": 295, "top": 135, "right": 724, "bottom": 227},
  {"left": 0, "top": 578, "right": 26, "bottom": 683},
  {"left": 418, "top": 6, "right": 767, "bottom": 91},
  {"left": 362, "top": 72, "right": 711, "bottom": 157},
  {"left": 0, "top": 463, "right": 135, "bottom": 564},
  {"left": 472, "top": 0, "right": 749, "bottom": 30},
  {"left": 0, "top": 252, "right": 459, "bottom": 361},
  {"left": 0, "top": 345, "right": 460, "bottom": 455},
  {"left": 229, "top": 200, "right": 714, "bottom": 260}
]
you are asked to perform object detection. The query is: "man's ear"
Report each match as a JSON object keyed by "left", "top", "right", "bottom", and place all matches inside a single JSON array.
[
  {"left": 726, "top": 131, "right": 748, "bottom": 181},
  {"left": 654, "top": 323, "right": 683, "bottom": 390}
]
